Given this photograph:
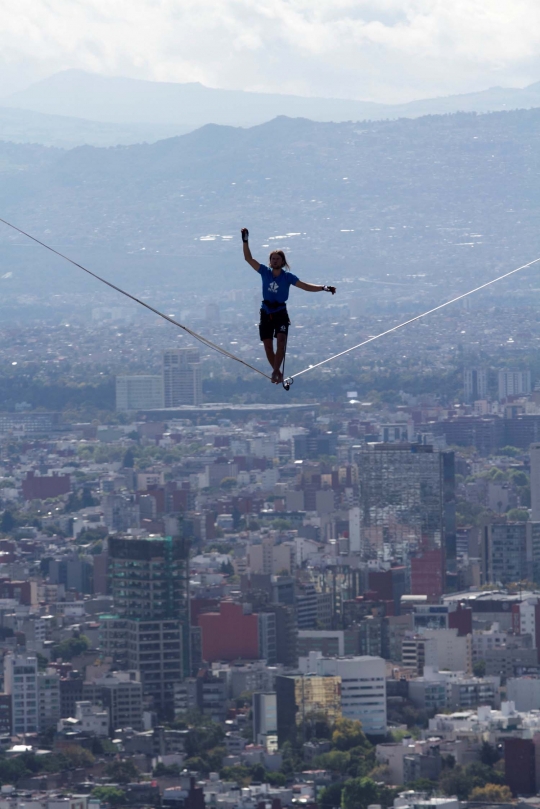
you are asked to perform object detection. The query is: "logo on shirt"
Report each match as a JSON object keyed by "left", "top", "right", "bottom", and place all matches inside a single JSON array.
[{"left": 268, "top": 281, "right": 279, "bottom": 293}]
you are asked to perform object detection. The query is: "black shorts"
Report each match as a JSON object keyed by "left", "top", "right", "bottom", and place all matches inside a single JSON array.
[{"left": 259, "top": 307, "right": 290, "bottom": 341}]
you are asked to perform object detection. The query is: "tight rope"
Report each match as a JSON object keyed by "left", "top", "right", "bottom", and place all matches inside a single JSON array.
[
  {"left": 0, "top": 217, "right": 271, "bottom": 381},
  {"left": 289, "top": 255, "right": 540, "bottom": 381}
]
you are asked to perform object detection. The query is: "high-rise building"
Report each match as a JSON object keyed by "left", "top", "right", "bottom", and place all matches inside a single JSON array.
[
  {"left": 482, "top": 523, "right": 528, "bottom": 584},
  {"left": 107, "top": 536, "right": 190, "bottom": 716},
  {"left": 530, "top": 444, "right": 540, "bottom": 521},
  {"left": 116, "top": 375, "right": 164, "bottom": 411},
  {"left": 253, "top": 692, "right": 277, "bottom": 747},
  {"left": 349, "top": 506, "right": 362, "bottom": 554},
  {"left": 4, "top": 653, "right": 38, "bottom": 734},
  {"left": 463, "top": 367, "right": 488, "bottom": 403},
  {"left": 163, "top": 348, "right": 202, "bottom": 407},
  {"left": 38, "top": 669, "right": 61, "bottom": 730},
  {"left": 354, "top": 444, "right": 456, "bottom": 578},
  {"left": 498, "top": 369, "right": 531, "bottom": 401}
]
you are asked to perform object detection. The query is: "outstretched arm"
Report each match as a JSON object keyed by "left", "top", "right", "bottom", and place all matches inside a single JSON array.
[
  {"left": 241, "top": 228, "right": 260, "bottom": 271},
  {"left": 296, "top": 280, "right": 336, "bottom": 294}
]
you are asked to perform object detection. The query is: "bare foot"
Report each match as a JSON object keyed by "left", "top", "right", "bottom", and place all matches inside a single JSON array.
[{"left": 271, "top": 370, "right": 281, "bottom": 384}]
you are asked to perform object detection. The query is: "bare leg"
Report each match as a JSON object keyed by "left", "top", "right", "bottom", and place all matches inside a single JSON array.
[
  {"left": 263, "top": 339, "right": 276, "bottom": 378},
  {"left": 274, "top": 334, "right": 287, "bottom": 381}
]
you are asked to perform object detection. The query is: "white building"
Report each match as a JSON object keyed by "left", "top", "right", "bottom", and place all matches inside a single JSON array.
[
  {"left": 428, "top": 701, "right": 540, "bottom": 743},
  {"left": 349, "top": 507, "right": 361, "bottom": 554},
  {"left": 409, "top": 667, "right": 500, "bottom": 712},
  {"left": 163, "top": 348, "right": 202, "bottom": 407},
  {"left": 300, "top": 651, "right": 387, "bottom": 735},
  {"left": 498, "top": 369, "right": 531, "bottom": 400},
  {"left": 420, "top": 629, "right": 472, "bottom": 674},
  {"left": 115, "top": 375, "right": 164, "bottom": 411},
  {"left": 506, "top": 678, "right": 540, "bottom": 712},
  {"left": 58, "top": 701, "right": 109, "bottom": 737},
  {"left": 4, "top": 653, "right": 38, "bottom": 734},
  {"left": 253, "top": 692, "right": 277, "bottom": 747}
]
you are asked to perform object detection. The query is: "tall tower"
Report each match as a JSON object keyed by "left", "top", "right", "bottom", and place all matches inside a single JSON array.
[
  {"left": 354, "top": 443, "right": 456, "bottom": 595},
  {"left": 163, "top": 348, "right": 202, "bottom": 407},
  {"left": 463, "top": 367, "right": 488, "bottom": 403},
  {"left": 531, "top": 444, "right": 540, "bottom": 522},
  {"left": 108, "top": 536, "right": 190, "bottom": 716}
]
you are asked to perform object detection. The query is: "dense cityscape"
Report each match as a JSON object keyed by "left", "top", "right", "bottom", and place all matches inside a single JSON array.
[
  {"left": 3, "top": 57, "right": 540, "bottom": 809},
  {"left": 0, "top": 299, "right": 539, "bottom": 809}
]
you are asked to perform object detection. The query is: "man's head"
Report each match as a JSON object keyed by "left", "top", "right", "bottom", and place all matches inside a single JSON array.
[{"left": 269, "top": 250, "right": 289, "bottom": 271}]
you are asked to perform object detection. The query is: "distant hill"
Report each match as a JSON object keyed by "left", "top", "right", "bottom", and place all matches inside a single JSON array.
[
  {"left": 0, "top": 105, "right": 191, "bottom": 148},
  {"left": 2, "top": 109, "right": 540, "bottom": 303},
  {"left": 4, "top": 70, "right": 540, "bottom": 131}
]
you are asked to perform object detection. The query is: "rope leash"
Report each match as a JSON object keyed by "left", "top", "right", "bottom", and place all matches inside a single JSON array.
[
  {"left": 2, "top": 215, "right": 539, "bottom": 388},
  {"left": 288, "top": 255, "right": 540, "bottom": 381},
  {"left": 0, "top": 217, "right": 271, "bottom": 381}
]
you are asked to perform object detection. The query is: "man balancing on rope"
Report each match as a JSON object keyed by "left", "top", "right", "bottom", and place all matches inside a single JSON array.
[{"left": 241, "top": 228, "right": 336, "bottom": 384}]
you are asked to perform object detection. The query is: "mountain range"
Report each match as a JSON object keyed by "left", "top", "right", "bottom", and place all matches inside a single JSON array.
[
  {"left": 2, "top": 108, "right": 540, "bottom": 305},
  {"left": 3, "top": 70, "right": 540, "bottom": 147}
]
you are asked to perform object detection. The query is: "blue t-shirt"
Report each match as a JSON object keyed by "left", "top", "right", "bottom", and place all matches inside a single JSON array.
[{"left": 258, "top": 264, "right": 299, "bottom": 314}]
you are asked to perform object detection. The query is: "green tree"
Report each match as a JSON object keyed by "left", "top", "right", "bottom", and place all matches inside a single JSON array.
[
  {"left": 332, "top": 718, "right": 371, "bottom": 752},
  {"left": 220, "top": 765, "right": 251, "bottom": 786},
  {"left": 122, "top": 448, "right": 135, "bottom": 468},
  {"left": 438, "top": 767, "right": 475, "bottom": 800},
  {"left": 59, "top": 745, "right": 95, "bottom": 769},
  {"left": 509, "top": 470, "right": 529, "bottom": 487},
  {"left": 185, "top": 720, "right": 225, "bottom": 757},
  {"left": 506, "top": 508, "right": 529, "bottom": 522},
  {"left": 479, "top": 741, "right": 500, "bottom": 766},
  {"left": 266, "top": 771, "right": 286, "bottom": 786},
  {"left": 469, "top": 784, "right": 512, "bottom": 802},
  {"left": 105, "top": 759, "right": 140, "bottom": 784},
  {"left": 315, "top": 750, "right": 351, "bottom": 773},
  {"left": 51, "top": 634, "right": 91, "bottom": 661},
  {"left": 498, "top": 446, "right": 521, "bottom": 457},
  {"left": 0, "top": 510, "right": 15, "bottom": 533},
  {"left": 341, "top": 777, "right": 379, "bottom": 809},
  {"left": 91, "top": 787, "right": 127, "bottom": 806},
  {"left": 439, "top": 762, "right": 504, "bottom": 800},
  {"left": 472, "top": 660, "right": 486, "bottom": 677},
  {"left": 318, "top": 783, "right": 343, "bottom": 809}
]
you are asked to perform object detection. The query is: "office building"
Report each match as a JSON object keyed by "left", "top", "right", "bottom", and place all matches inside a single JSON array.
[
  {"left": 481, "top": 523, "right": 528, "bottom": 584},
  {"left": 402, "top": 636, "right": 438, "bottom": 676},
  {"left": 38, "top": 669, "right": 61, "bottom": 730},
  {"left": 163, "top": 348, "right": 202, "bottom": 407},
  {"left": 354, "top": 443, "right": 456, "bottom": 574},
  {"left": 83, "top": 670, "right": 143, "bottom": 733},
  {"left": 463, "top": 367, "right": 488, "bottom": 403},
  {"left": 253, "top": 692, "right": 277, "bottom": 747},
  {"left": 198, "top": 601, "right": 276, "bottom": 663},
  {"left": 300, "top": 652, "right": 387, "bottom": 735},
  {"left": 498, "top": 369, "right": 531, "bottom": 401},
  {"left": 275, "top": 673, "right": 342, "bottom": 745},
  {"left": 4, "top": 653, "right": 38, "bottom": 734},
  {"left": 108, "top": 536, "right": 190, "bottom": 716},
  {"left": 349, "top": 506, "right": 361, "bottom": 554},
  {"left": 116, "top": 375, "right": 164, "bottom": 411},
  {"left": 530, "top": 444, "right": 540, "bottom": 522}
]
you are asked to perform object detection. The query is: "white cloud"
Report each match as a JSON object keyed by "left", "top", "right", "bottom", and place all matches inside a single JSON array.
[{"left": 1, "top": 0, "right": 540, "bottom": 101}]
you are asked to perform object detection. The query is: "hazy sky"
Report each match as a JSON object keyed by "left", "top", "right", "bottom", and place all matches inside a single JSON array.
[{"left": 2, "top": 0, "right": 540, "bottom": 102}]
